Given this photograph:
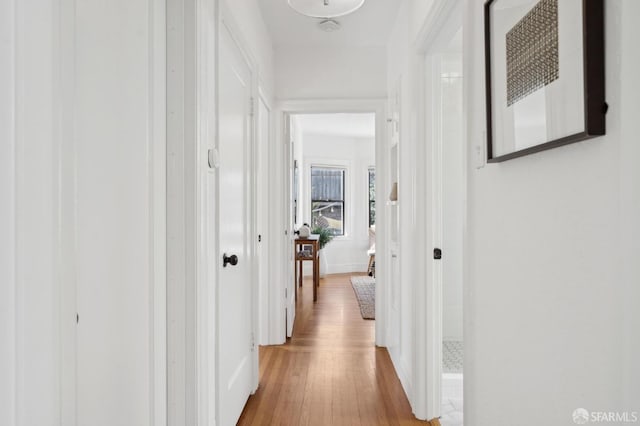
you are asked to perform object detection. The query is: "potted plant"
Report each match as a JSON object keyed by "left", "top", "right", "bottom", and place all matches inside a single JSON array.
[{"left": 312, "top": 226, "right": 334, "bottom": 277}]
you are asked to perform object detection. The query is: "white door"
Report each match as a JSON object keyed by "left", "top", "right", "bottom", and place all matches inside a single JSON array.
[
  {"left": 257, "top": 96, "right": 270, "bottom": 345},
  {"left": 217, "top": 21, "right": 255, "bottom": 426},
  {"left": 284, "top": 116, "right": 296, "bottom": 337}
]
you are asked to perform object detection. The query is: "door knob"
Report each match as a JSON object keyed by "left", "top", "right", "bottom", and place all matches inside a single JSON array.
[{"left": 223, "top": 253, "right": 238, "bottom": 268}]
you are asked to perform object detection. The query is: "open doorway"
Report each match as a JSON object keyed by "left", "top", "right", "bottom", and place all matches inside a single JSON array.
[
  {"left": 285, "top": 112, "right": 377, "bottom": 332},
  {"left": 419, "top": 1, "right": 465, "bottom": 422}
]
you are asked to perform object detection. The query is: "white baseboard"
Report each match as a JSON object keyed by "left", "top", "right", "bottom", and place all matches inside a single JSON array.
[
  {"left": 388, "top": 346, "right": 413, "bottom": 405},
  {"left": 302, "top": 263, "right": 368, "bottom": 276}
]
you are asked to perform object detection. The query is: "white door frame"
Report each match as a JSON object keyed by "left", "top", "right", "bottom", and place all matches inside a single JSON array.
[
  {"left": 166, "top": 0, "right": 199, "bottom": 423},
  {"left": 256, "top": 87, "right": 274, "bottom": 347},
  {"left": 167, "top": 0, "right": 262, "bottom": 423},
  {"left": 413, "top": 0, "right": 465, "bottom": 421},
  {"left": 283, "top": 114, "right": 295, "bottom": 338},
  {"left": 272, "top": 99, "right": 388, "bottom": 345}
]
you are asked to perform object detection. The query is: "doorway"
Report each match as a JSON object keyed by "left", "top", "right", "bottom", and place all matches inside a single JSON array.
[
  {"left": 275, "top": 101, "right": 387, "bottom": 345},
  {"left": 285, "top": 112, "right": 376, "bottom": 332},
  {"left": 423, "top": 3, "right": 465, "bottom": 424}
]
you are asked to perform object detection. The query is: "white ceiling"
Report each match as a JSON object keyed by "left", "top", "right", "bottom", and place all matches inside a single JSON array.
[
  {"left": 294, "top": 113, "right": 376, "bottom": 138},
  {"left": 257, "top": 0, "right": 402, "bottom": 48}
]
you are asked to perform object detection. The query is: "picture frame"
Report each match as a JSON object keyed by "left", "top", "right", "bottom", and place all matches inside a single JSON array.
[{"left": 484, "top": 0, "right": 606, "bottom": 163}]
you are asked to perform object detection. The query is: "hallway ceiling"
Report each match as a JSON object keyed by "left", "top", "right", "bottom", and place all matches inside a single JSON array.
[{"left": 257, "top": 0, "right": 402, "bottom": 48}]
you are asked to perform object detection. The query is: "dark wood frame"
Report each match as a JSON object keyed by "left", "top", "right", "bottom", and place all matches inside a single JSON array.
[{"left": 484, "top": 0, "right": 606, "bottom": 163}]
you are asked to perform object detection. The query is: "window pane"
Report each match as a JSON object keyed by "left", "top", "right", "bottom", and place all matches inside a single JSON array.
[
  {"left": 311, "top": 166, "right": 345, "bottom": 236},
  {"left": 311, "top": 168, "right": 344, "bottom": 201},
  {"left": 369, "top": 168, "right": 376, "bottom": 226},
  {"left": 311, "top": 201, "right": 344, "bottom": 236}
]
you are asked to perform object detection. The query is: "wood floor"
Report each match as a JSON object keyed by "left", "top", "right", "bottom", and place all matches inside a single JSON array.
[{"left": 238, "top": 273, "right": 430, "bottom": 426}]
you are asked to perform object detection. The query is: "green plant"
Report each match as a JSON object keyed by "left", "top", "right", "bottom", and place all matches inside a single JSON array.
[{"left": 311, "top": 226, "right": 334, "bottom": 250}]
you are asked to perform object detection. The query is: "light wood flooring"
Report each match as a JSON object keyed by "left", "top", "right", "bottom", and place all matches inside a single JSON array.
[{"left": 238, "top": 273, "right": 431, "bottom": 425}]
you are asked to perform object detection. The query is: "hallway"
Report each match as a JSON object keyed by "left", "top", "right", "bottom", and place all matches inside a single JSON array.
[
  {"left": 238, "top": 274, "right": 428, "bottom": 425},
  {"left": 4, "top": 1, "right": 640, "bottom": 425}
]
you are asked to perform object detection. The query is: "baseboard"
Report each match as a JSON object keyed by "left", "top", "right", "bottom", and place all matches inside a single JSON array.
[
  {"left": 328, "top": 263, "right": 369, "bottom": 274},
  {"left": 387, "top": 346, "right": 413, "bottom": 406},
  {"left": 302, "top": 263, "right": 368, "bottom": 276}
]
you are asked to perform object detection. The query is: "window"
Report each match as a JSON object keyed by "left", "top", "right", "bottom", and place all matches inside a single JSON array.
[
  {"left": 311, "top": 166, "right": 345, "bottom": 236},
  {"left": 368, "top": 168, "right": 375, "bottom": 227}
]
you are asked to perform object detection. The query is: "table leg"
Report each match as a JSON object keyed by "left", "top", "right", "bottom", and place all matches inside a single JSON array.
[
  {"left": 313, "top": 254, "right": 319, "bottom": 302},
  {"left": 313, "top": 260, "right": 317, "bottom": 301}
]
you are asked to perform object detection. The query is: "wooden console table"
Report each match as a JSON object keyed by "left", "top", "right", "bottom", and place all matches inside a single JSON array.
[{"left": 294, "top": 236, "right": 320, "bottom": 302}]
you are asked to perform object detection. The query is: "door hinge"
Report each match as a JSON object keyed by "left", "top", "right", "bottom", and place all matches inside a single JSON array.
[
  {"left": 285, "top": 287, "right": 288, "bottom": 299},
  {"left": 251, "top": 332, "right": 256, "bottom": 352},
  {"left": 249, "top": 97, "right": 255, "bottom": 117}
]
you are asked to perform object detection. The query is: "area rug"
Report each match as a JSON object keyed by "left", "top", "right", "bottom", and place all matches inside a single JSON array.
[{"left": 350, "top": 276, "right": 375, "bottom": 320}]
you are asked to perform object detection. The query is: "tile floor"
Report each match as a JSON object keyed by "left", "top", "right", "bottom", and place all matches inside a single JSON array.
[
  {"left": 440, "top": 372, "right": 463, "bottom": 426},
  {"left": 443, "top": 340, "right": 463, "bottom": 374}
]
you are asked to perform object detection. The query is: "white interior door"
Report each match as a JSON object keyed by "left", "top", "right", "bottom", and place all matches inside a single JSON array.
[
  {"left": 217, "top": 21, "right": 254, "bottom": 426},
  {"left": 257, "top": 96, "right": 270, "bottom": 345},
  {"left": 284, "top": 116, "right": 296, "bottom": 337}
]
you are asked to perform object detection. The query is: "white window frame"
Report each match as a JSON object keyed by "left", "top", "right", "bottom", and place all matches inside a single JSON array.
[
  {"left": 304, "top": 158, "right": 352, "bottom": 240},
  {"left": 368, "top": 166, "right": 376, "bottom": 228}
]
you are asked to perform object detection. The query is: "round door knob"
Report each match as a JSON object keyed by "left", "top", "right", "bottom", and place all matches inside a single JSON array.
[{"left": 223, "top": 253, "right": 238, "bottom": 268}]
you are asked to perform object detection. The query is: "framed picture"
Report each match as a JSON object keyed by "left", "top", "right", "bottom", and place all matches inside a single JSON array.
[{"left": 484, "top": 0, "right": 606, "bottom": 162}]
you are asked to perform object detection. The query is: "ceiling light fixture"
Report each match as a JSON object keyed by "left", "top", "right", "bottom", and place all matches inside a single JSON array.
[{"left": 288, "top": 0, "right": 366, "bottom": 19}]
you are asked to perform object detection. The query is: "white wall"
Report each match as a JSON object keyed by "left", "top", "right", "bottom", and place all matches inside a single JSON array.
[
  {"left": 410, "top": 0, "right": 436, "bottom": 41},
  {"left": 224, "top": 0, "right": 275, "bottom": 95},
  {"left": 465, "top": 0, "right": 640, "bottom": 424},
  {"left": 276, "top": 46, "right": 387, "bottom": 100},
  {"left": 1, "top": 1, "right": 16, "bottom": 424},
  {"left": 299, "top": 133, "right": 375, "bottom": 275}
]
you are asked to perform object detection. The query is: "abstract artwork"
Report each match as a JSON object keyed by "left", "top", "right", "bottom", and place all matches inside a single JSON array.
[
  {"left": 484, "top": 0, "right": 605, "bottom": 162},
  {"left": 506, "top": 0, "right": 558, "bottom": 106}
]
